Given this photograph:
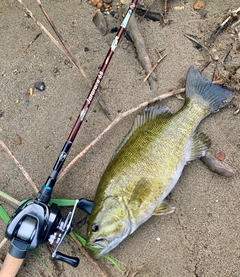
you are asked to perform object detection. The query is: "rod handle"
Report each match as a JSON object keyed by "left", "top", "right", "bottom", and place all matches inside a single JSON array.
[{"left": 0, "top": 253, "right": 24, "bottom": 277}]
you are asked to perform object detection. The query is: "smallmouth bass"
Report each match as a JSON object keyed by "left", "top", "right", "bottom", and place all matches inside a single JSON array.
[{"left": 86, "top": 66, "right": 232, "bottom": 256}]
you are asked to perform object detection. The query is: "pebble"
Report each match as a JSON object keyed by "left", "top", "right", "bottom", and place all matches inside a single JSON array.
[
  {"left": 193, "top": 0, "right": 206, "bottom": 10},
  {"left": 44, "top": 143, "right": 50, "bottom": 149},
  {"left": 14, "top": 134, "right": 22, "bottom": 145},
  {"left": 93, "top": 10, "right": 108, "bottom": 35},
  {"left": 198, "top": 9, "right": 207, "bottom": 18},
  {"left": 29, "top": 87, "right": 34, "bottom": 95},
  {"left": 215, "top": 152, "right": 226, "bottom": 161},
  {"left": 104, "top": 3, "right": 111, "bottom": 9},
  {"left": 53, "top": 67, "right": 60, "bottom": 75},
  {"left": 92, "top": 0, "right": 99, "bottom": 6},
  {"left": 213, "top": 54, "right": 219, "bottom": 61},
  {"left": 103, "top": 0, "right": 112, "bottom": 4},
  {"left": 97, "top": 2, "right": 102, "bottom": 9},
  {"left": 234, "top": 108, "right": 240, "bottom": 115},
  {"left": 34, "top": 81, "right": 46, "bottom": 91}
]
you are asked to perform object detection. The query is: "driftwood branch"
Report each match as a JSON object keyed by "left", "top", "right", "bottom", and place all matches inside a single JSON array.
[{"left": 123, "top": 1, "right": 158, "bottom": 94}]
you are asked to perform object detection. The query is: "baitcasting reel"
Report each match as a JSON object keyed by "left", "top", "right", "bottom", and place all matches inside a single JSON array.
[{"left": 5, "top": 197, "right": 93, "bottom": 267}]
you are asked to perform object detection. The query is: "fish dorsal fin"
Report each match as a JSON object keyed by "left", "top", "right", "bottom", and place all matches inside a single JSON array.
[
  {"left": 189, "top": 131, "right": 211, "bottom": 161},
  {"left": 130, "top": 105, "right": 172, "bottom": 134},
  {"left": 111, "top": 105, "right": 172, "bottom": 160}
]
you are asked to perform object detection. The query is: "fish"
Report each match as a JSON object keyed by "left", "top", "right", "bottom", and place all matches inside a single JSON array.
[{"left": 86, "top": 66, "right": 232, "bottom": 257}]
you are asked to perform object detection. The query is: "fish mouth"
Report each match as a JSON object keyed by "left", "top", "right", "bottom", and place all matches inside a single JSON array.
[{"left": 87, "top": 238, "right": 108, "bottom": 249}]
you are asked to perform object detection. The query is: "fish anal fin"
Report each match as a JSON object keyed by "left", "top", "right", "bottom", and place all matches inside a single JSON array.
[
  {"left": 189, "top": 131, "right": 211, "bottom": 161},
  {"left": 153, "top": 201, "right": 175, "bottom": 216}
]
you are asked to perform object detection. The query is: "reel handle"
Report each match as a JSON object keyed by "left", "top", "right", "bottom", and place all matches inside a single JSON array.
[
  {"left": 54, "top": 251, "right": 79, "bottom": 267},
  {"left": 0, "top": 253, "right": 24, "bottom": 277}
]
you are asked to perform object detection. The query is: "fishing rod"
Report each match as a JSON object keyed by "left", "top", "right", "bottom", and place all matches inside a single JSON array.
[{"left": 0, "top": 1, "right": 138, "bottom": 276}]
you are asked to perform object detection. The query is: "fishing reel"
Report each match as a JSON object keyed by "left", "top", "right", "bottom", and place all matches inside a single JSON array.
[{"left": 5, "top": 197, "right": 93, "bottom": 267}]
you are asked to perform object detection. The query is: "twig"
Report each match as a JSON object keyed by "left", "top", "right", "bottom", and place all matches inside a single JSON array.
[
  {"left": 69, "top": 232, "right": 109, "bottom": 277},
  {"left": 142, "top": 51, "right": 167, "bottom": 83},
  {"left": 24, "top": 32, "right": 42, "bottom": 52},
  {"left": 17, "top": 0, "right": 89, "bottom": 84},
  {"left": 130, "top": 264, "right": 147, "bottom": 277},
  {"left": 209, "top": 7, "right": 240, "bottom": 42},
  {"left": 0, "top": 139, "right": 38, "bottom": 193},
  {"left": 0, "top": 191, "right": 20, "bottom": 206},
  {"left": 0, "top": 238, "right": 8, "bottom": 250},
  {"left": 184, "top": 34, "right": 211, "bottom": 53},
  {"left": 57, "top": 87, "right": 185, "bottom": 181},
  {"left": 221, "top": 44, "right": 233, "bottom": 62},
  {"left": 164, "top": 0, "right": 168, "bottom": 15},
  {"left": 35, "top": 0, "right": 91, "bottom": 86}
]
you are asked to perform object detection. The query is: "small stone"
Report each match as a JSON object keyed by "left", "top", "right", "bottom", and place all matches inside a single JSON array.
[
  {"left": 215, "top": 152, "right": 226, "bottom": 161},
  {"left": 105, "top": 3, "right": 111, "bottom": 9},
  {"left": 34, "top": 81, "right": 46, "bottom": 91},
  {"left": 223, "top": 55, "right": 232, "bottom": 63},
  {"left": 174, "top": 6, "right": 184, "bottom": 10},
  {"left": 14, "top": 134, "right": 22, "bottom": 145},
  {"left": 29, "top": 87, "right": 34, "bottom": 95},
  {"left": 84, "top": 47, "right": 90, "bottom": 52},
  {"left": 232, "top": 43, "right": 240, "bottom": 52},
  {"left": 234, "top": 108, "right": 240, "bottom": 115},
  {"left": 92, "top": 0, "right": 99, "bottom": 6},
  {"left": 103, "top": 0, "right": 112, "bottom": 3},
  {"left": 97, "top": 2, "right": 102, "bottom": 9},
  {"left": 93, "top": 10, "right": 108, "bottom": 36},
  {"left": 193, "top": 0, "right": 206, "bottom": 10},
  {"left": 44, "top": 143, "right": 50, "bottom": 149},
  {"left": 53, "top": 67, "right": 60, "bottom": 75},
  {"left": 198, "top": 9, "right": 207, "bottom": 18},
  {"left": 110, "top": 26, "right": 118, "bottom": 33}
]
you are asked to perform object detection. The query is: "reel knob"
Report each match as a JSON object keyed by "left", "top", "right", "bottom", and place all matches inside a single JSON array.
[{"left": 53, "top": 251, "right": 79, "bottom": 267}]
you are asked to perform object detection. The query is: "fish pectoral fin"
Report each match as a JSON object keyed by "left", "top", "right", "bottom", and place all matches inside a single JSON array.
[
  {"left": 153, "top": 201, "right": 175, "bottom": 216},
  {"left": 189, "top": 131, "right": 211, "bottom": 161},
  {"left": 128, "top": 178, "right": 152, "bottom": 208}
]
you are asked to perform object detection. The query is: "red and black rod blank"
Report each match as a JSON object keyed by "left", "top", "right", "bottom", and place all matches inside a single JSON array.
[{"left": 37, "top": 0, "right": 139, "bottom": 202}]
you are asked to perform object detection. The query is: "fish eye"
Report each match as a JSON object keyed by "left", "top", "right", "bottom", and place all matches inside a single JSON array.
[{"left": 92, "top": 224, "right": 99, "bottom": 232}]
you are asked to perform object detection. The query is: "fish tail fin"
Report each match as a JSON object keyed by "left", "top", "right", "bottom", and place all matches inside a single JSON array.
[{"left": 186, "top": 66, "right": 232, "bottom": 113}]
